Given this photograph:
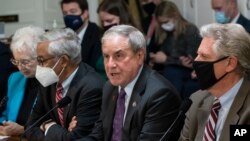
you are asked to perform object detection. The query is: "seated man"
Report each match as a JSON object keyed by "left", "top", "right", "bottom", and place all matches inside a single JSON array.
[
  {"left": 76, "top": 25, "right": 181, "bottom": 141},
  {"left": 25, "top": 28, "right": 105, "bottom": 141},
  {"left": 179, "top": 23, "right": 250, "bottom": 141},
  {"left": 0, "top": 26, "right": 44, "bottom": 136}
]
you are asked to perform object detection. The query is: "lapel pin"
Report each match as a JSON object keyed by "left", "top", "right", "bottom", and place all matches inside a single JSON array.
[{"left": 132, "top": 101, "right": 136, "bottom": 107}]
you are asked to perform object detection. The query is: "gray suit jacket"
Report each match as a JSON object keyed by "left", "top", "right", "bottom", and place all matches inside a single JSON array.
[
  {"left": 77, "top": 66, "right": 181, "bottom": 141},
  {"left": 179, "top": 78, "right": 250, "bottom": 141},
  {"left": 25, "top": 63, "right": 105, "bottom": 141}
]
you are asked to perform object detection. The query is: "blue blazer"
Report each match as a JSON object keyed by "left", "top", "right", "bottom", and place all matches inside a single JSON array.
[{"left": 0, "top": 71, "right": 27, "bottom": 123}]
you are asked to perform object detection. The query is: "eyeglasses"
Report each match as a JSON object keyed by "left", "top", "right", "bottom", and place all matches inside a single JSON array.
[
  {"left": 10, "top": 58, "right": 34, "bottom": 67},
  {"left": 37, "top": 56, "right": 55, "bottom": 66}
]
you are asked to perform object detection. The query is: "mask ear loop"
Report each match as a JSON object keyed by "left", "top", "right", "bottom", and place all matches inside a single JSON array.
[
  {"left": 52, "top": 57, "right": 65, "bottom": 80},
  {"left": 52, "top": 57, "right": 62, "bottom": 70}
]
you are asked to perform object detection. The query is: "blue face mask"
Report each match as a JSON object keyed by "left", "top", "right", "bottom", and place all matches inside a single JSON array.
[
  {"left": 64, "top": 15, "right": 83, "bottom": 31},
  {"left": 215, "top": 11, "right": 230, "bottom": 24}
]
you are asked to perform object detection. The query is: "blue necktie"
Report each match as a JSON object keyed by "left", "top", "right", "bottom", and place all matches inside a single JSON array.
[{"left": 111, "top": 88, "right": 126, "bottom": 141}]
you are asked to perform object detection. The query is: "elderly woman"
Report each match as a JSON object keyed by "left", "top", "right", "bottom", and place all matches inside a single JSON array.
[{"left": 0, "top": 26, "right": 44, "bottom": 136}]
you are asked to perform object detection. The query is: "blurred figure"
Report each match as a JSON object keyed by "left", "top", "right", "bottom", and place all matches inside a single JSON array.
[
  {"left": 97, "top": 0, "right": 138, "bottom": 32},
  {"left": 138, "top": 0, "right": 162, "bottom": 63},
  {"left": 211, "top": 0, "right": 250, "bottom": 33},
  {"left": 60, "top": 0, "right": 105, "bottom": 79},
  {"left": 0, "top": 26, "right": 44, "bottom": 136},
  {"left": 0, "top": 41, "right": 16, "bottom": 111},
  {"left": 150, "top": 1, "right": 201, "bottom": 99},
  {"left": 179, "top": 23, "right": 250, "bottom": 141},
  {"left": 25, "top": 28, "right": 104, "bottom": 141},
  {"left": 76, "top": 25, "right": 181, "bottom": 141}
]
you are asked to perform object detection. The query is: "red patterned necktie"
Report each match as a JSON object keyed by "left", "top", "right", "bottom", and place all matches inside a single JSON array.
[
  {"left": 203, "top": 98, "right": 221, "bottom": 141},
  {"left": 56, "top": 83, "right": 64, "bottom": 126},
  {"left": 111, "top": 88, "right": 126, "bottom": 141}
]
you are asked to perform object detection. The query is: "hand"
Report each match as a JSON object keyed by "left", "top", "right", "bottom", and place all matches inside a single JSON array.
[
  {"left": 150, "top": 51, "right": 167, "bottom": 64},
  {"left": 0, "top": 121, "right": 24, "bottom": 136},
  {"left": 191, "top": 70, "right": 197, "bottom": 79},
  {"left": 179, "top": 55, "right": 193, "bottom": 68},
  {"left": 40, "top": 119, "right": 56, "bottom": 132},
  {"left": 68, "top": 116, "right": 77, "bottom": 132}
]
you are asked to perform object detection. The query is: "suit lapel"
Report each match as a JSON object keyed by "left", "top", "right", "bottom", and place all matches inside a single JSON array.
[
  {"left": 49, "top": 83, "right": 60, "bottom": 122},
  {"left": 105, "top": 87, "right": 119, "bottom": 139},
  {"left": 63, "top": 63, "right": 87, "bottom": 126},
  {"left": 196, "top": 94, "right": 214, "bottom": 140},
  {"left": 219, "top": 78, "right": 250, "bottom": 141},
  {"left": 122, "top": 66, "right": 149, "bottom": 136}
]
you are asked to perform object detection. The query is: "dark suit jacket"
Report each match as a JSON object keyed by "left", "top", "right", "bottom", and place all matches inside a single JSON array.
[
  {"left": 178, "top": 78, "right": 250, "bottom": 141},
  {"left": 77, "top": 66, "right": 181, "bottom": 141},
  {"left": 237, "top": 14, "right": 250, "bottom": 34},
  {"left": 81, "top": 22, "right": 102, "bottom": 70},
  {"left": 0, "top": 42, "right": 16, "bottom": 107},
  {"left": 25, "top": 63, "right": 105, "bottom": 141}
]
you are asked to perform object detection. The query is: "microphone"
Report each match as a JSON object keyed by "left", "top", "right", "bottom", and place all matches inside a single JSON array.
[
  {"left": 159, "top": 98, "right": 192, "bottom": 141},
  {"left": 20, "top": 96, "right": 72, "bottom": 141}
]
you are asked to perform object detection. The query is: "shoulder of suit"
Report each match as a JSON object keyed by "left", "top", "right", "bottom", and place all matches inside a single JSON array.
[{"left": 190, "top": 90, "right": 211, "bottom": 104}]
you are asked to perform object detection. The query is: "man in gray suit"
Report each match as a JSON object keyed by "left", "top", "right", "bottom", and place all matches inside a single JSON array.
[
  {"left": 179, "top": 23, "right": 250, "bottom": 141},
  {"left": 76, "top": 25, "right": 181, "bottom": 141},
  {"left": 25, "top": 28, "right": 104, "bottom": 141}
]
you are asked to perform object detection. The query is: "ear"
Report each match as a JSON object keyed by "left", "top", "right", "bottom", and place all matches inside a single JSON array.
[
  {"left": 136, "top": 48, "right": 145, "bottom": 65},
  {"left": 225, "top": 56, "right": 238, "bottom": 72},
  {"left": 82, "top": 9, "right": 89, "bottom": 20},
  {"left": 60, "top": 55, "right": 70, "bottom": 68}
]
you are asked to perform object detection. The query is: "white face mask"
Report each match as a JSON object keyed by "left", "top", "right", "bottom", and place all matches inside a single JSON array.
[
  {"left": 161, "top": 21, "right": 175, "bottom": 32},
  {"left": 35, "top": 58, "right": 64, "bottom": 87}
]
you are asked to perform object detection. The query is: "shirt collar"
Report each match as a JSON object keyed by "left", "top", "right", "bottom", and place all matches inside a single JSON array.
[
  {"left": 78, "top": 22, "right": 88, "bottom": 43},
  {"left": 61, "top": 67, "right": 79, "bottom": 97},
  {"left": 119, "top": 65, "right": 143, "bottom": 95},
  {"left": 217, "top": 77, "right": 243, "bottom": 109},
  {"left": 231, "top": 13, "right": 240, "bottom": 23}
]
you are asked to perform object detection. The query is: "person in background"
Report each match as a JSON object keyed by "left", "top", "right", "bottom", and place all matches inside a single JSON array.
[
  {"left": 25, "top": 28, "right": 104, "bottom": 141},
  {"left": 97, "top": 0, "right": 138, "bottom": 32},
  {"left": 138, "top": 0, "right": 162, "bottom": 64},
  {"left": 179, "top": 23, "right": 250, "bottom": 141},
  {"left": 0, "top": 41, "right": 16, "bottom": 113},
  {"left": 149, "top": 1, "right": 201, "bottom": 99},
  {"left": 76, "top": 25, "right": 181, "bottom": 141},
  {"left": 0, "top": 26, "right": 44, "bottom": 136},
  {"left": 60, "top": 0, "right": 105, "bottom": 79},
  {"left": 211, "top": 0, "right": 250, "bottom": 33}
]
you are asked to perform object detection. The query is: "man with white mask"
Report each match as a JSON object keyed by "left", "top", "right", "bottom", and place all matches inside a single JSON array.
[{"left": 25, "top": 28, "right": 105, "bottom": 141}]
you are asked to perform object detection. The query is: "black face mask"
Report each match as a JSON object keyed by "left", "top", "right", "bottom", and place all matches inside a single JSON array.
[
  {"left": 142, "top": 2, "right": 156, "bottom": 16},
  {"left": 64, "top": 15, "right": 83, "bottom": 31},
  {"left": 103, "top": 23, "right": 118, "bottom": 32},
  {"left": 193, "top": 56, "right": 228, "bottom": 90}
]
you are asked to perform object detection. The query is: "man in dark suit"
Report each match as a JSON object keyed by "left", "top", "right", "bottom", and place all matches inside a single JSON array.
[
  {"left": 25, "top": 28, "right": 105, "bottom": 141},
  {"left": 60, "top": 0, "right": 105, "bottom": 78},
  {"left": 75, "top": 25, "right": 181, "bottom": 141},
  {"left": 179, "top": 23, "right": 250, "bottom": 141},
  {"left": 211, "top": 0, "right": 250, "bottom": 34}
]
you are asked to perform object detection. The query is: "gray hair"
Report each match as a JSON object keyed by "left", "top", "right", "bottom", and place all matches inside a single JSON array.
[
  {"left": 39, "top": 28, "right": 81, "bottom": 64},
  {"left": 102, "top": 25, "right": 146, "bottom": 54},
  {"left": 200, "top": 23, "right": 250, "bottom": 76},
  {"left": 10, "top": 26, "right": 45, "bottom": 58}
]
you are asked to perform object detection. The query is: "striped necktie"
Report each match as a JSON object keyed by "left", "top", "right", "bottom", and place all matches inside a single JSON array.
[
  {"left": 56, "top": 83, "right": 64, "bottom": 126},
  {"left": 203, "top": 98, "right": 221, "bottom": 141}
]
